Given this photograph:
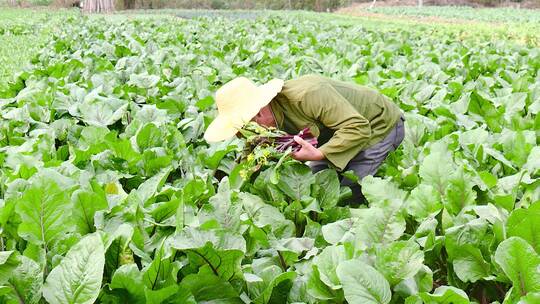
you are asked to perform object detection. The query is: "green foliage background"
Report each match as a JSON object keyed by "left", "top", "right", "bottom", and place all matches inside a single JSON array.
[{"left": 0, "top": 8, "right": 539, "bottom": 304}]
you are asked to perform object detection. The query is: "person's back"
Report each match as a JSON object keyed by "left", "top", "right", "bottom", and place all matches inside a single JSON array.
[{"left": 274, "top": 74, "right": 402, "bottom": 153}]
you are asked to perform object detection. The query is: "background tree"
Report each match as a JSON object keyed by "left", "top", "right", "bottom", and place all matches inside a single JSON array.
[
  {"left": 123, "top": 0, "right": 135, "bottom": 9},
  {"left": 82, "top": 0, "right": 115, "bottom": 12}
]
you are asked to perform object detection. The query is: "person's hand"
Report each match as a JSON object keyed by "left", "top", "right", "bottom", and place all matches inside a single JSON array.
[{"left": 292, "top": 136, "right": 325, "bottom": 161}]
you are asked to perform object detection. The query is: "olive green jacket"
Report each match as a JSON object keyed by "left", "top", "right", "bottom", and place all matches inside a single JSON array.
[{"left": 270, "top": 74, "right": 402, "bottom": 171}]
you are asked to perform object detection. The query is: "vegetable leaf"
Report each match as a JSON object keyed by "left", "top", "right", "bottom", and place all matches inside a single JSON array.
[{"left": 42, "top": 233, "right": 105, "bottom": 304}]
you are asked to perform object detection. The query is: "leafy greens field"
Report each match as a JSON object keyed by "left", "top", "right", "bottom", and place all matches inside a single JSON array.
[
  {"left": 338, "top": 6, "right": 540, "bottom": 47},
  {"left": 365, "top": 6, "right": 540, "bottom": 24},
  {"left": 0, "top": 10, "right": 539, "bottom": 304},
  {"left": 0, "top": 9, "right": 74, "bottom": 89}
]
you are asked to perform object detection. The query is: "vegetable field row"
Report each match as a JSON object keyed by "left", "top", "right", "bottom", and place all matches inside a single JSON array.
[
  {"left": 365, "top": 6, "right": 540, "bottom": 24},
  {"left": 0, "top": 9, "right": 72, "bottom": 89}
]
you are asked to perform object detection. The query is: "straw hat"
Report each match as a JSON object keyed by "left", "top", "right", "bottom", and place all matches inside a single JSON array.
[{"left": 204, "top": 77, "right": 284, "bottom": 142}]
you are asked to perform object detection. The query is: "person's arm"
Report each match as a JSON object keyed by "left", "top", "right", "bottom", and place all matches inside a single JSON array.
[{"left": 297, "top": 83, "right": 372, "bottom": 171}]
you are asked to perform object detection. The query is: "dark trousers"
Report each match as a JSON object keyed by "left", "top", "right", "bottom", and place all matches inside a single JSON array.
[{"left": 310, "top": 116, "right": 405, "bottom": 204}]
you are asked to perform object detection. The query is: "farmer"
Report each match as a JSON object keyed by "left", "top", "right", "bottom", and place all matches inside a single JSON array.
[{"left": 204, "top": 74, "right": 405, "bottom": 203}]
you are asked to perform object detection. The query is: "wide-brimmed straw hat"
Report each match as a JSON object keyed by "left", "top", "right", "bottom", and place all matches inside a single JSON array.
[{"left": 204, "top": 77, "right": 284, "bottom": 142}]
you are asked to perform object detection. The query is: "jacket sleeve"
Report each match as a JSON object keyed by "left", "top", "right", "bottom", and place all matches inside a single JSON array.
[{"left": 300, "top": 84, "right": 372, "bottom": 171}]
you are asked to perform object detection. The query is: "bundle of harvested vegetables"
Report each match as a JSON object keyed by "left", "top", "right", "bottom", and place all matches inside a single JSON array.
[
  {"left": 274, "top": 128, "right": 318, "bottom": 152},
  {"left": 238, "top": 122, "right": 318, "bottom": 156}
]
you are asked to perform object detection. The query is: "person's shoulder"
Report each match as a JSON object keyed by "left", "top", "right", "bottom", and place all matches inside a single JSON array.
[
  {"left": 288, "top": 74, "right": 329, "bottom": 86},
  {"left": 282, "top": 74, "right": 331, "bottom": 100},
  {"left": 295, "top": 74, "right": 328, "bottom": 81},
  {"left": 330, "top": 79, "right": 382, "bottom": 97}
]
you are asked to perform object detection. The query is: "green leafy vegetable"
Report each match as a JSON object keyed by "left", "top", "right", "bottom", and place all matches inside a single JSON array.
[{"left": 42, "top": 233, "right": 105, "bottom": 304}]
